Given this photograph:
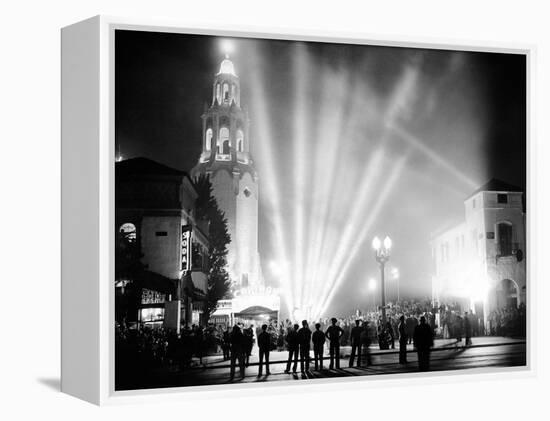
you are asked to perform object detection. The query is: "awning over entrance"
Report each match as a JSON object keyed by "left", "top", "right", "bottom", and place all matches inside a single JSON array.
[{"left": 234, "top": 305, "right": 277, "bottom": 317}]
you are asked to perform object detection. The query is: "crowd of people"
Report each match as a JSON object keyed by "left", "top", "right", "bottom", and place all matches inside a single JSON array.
[
  {"left": 115, "top": 301, "right": 526, "bottom": 383},
  {"left": 488, "top": 303, "right": 526, "bottom": 337}
]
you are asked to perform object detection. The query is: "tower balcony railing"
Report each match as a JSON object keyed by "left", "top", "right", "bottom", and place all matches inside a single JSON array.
[{"left": 215, "top": 153, "right": 231, "bottom": 161}]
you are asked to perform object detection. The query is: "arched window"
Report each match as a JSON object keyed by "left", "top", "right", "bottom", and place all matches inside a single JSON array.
[
  {"left": 205, "top": 128, "right": 212, "bottom": 151},
  {"left": 236, "top": 129, "right": 244, "bottom": 152},
  {"left": 218, "top": 127, "right": 230, "bottom": 155},
  {"left": 496, "top": 279, "right": 518, "bottom": 308},
  {"left": 215, "top": 83, "right": 221, "bottom": 104},
  {"left": 222, "top": 83, "right": 229, "bottom": 102},
  {"left": 497, "top": 222, "right": 513, "bottom": 256}
]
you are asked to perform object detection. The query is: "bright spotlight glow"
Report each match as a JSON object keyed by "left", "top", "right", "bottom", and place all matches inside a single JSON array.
[
  {"left": 220, "top": 39, "right": 235, "bottom": 56},
  {"left": 391, "top": 267, "right": 400, "bottom": 279},
  {"left": 368, "top": 278, "right": 376, "bottom": 291},
  {"left": 390, "top": 123, "right": 478, "bottom": 189},
  {"left": 247, "top": 45, "right": 294, "bottom": 315},
  {"left": 293, "top": 308, "right": 304, "bottom": 322},
  {"left": 239, "top": 45, "right": 480, "bottom": 322},
  {"left": 471, "top": 277, "right": 489, "bottom": 302},
  {"left": 314, "top": 155, "right": 408, "bottom": 319}
]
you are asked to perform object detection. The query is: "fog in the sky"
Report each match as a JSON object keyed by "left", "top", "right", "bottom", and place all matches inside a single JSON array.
[{"left": 116, "top": 31, "right": 526, "bottom": 317}]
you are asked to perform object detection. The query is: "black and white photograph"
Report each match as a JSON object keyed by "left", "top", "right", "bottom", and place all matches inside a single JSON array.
[{"left": 114, "top": 29, "right": 527, "bottom": 391}]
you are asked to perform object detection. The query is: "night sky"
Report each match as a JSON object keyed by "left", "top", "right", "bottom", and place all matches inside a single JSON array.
[{"left": 115, "top": 30, "right": 526, "bottom": 316}]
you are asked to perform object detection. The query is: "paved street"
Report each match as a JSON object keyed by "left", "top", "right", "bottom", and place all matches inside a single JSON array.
[{"left": 117, "top": 336, "right": 526, "bottom": 390}]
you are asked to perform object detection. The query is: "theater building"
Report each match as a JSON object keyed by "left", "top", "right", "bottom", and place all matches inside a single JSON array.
[
  {"left": 431, "top": 179, "right": 526, "bottom": 327},
  {"left": 191, "top": 55, "right": 280, "bottom": 325},
  {"left": 115, "top": 157, "right": 210, "bottom": 331}
]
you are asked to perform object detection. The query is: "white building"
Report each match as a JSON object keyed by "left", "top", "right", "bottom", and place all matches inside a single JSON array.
[
  {"left": 431, "top": 179, "right": 526, "bottom": 325},
  {"left": 191, "top": 55, "right": 280, "bottom": 325}
]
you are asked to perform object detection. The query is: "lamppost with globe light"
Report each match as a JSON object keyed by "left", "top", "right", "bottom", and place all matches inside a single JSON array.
[{"left": 372, "top": 236, "right": 392, "bottom": 326}]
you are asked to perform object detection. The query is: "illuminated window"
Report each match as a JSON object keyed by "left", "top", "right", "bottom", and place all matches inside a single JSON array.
[
  {"left": 236, "top": 129, "right": 244, "bottom": 152},
  {"left": 139, "top": 307, "right": 164, "bottom": 323},
  {"left": 218, "top": 127, "right": 230, "bottom": 155},
  {"left": 216, "top": 83, "right": 221, "bottom": 103},
  {"left": 223, "top": 83, "right": 229, "bottom": 102},
  {"left": 205, "top": 128, "right": 212, "bottom": 151}
]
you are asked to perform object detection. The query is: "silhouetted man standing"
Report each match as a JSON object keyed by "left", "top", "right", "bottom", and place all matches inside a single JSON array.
[
  {"left": 406, "top": 315, "right": 417, "bottom": 345},
  {"left": 413, "top": 316, "right": 434, "bottom": 372},
  {"left": 298, "top": 320, "right": 312, "bottom": 372},
  {"left": 464, "top": 311, "right": 472, "bottom": 346},
  {"left": 257, "top": 324, "right": 271, "bottom": 376},
  {"left": 398, "top": 315, "right": 408, "bottom": 364},
  {"left": 284, "top": 324, "right": 300, "bottom": 373},
  {"left": 360, "top": 321, "right": 372, "bottom": 366},
  {"left": 325, "top": 318, "right": 344, "bottom": 369},
  {"left": 229, "top": 325, "right": 245, "bottom": 380},
  {"left": 312, "top": 323, "right": 325, "bottom": 370},
  {"left": 349, "top": 320, "right": 363, "bottom": 367},
  {"left": 222, "top": 326, "right": 231, "bottom": 360}
]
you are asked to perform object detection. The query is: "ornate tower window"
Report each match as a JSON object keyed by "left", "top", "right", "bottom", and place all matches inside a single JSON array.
[
  {"left": 222, "top": 83, "right": 230, "bottom": 102},
  {"left": 217, "top": 127, "right": 230, "bottom": 160},
  {"left": 215, "top": 83, "right": 221, "bottom": 104},
  {"left": 236, "top": 129, "right": 244, "bottom": 152},
  {"left": 205, "top": 128, "right": 212, "bottom": 151}
]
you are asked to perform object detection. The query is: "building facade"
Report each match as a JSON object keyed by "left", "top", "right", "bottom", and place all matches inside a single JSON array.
[
  {"left": 115, "top": 157, "right": 210, "bottom": 331},
  {"left": 191, "top": 55, "right": 280, "bottom": 325},
  {"left": 431, "top": 179, "right": 526, "bottom": 327}
]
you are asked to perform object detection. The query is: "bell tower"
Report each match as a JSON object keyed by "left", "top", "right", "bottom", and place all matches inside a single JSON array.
[{"left": 192, "top": 54, "right": 262, "bottom": 290}]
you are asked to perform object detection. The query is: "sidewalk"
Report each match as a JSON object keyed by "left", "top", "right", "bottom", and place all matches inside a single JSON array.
[{"left": 190, "top": 336, "right": 525, "bottom": 368}]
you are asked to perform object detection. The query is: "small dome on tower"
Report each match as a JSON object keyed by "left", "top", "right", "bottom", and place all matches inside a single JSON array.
[{"left": 217, "top": 55, "right": 237, "bottom": 76}]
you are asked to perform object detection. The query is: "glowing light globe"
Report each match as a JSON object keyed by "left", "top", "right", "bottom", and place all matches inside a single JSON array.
[{"left": 218, "top": 57, "right": 236, "bottom": 76}]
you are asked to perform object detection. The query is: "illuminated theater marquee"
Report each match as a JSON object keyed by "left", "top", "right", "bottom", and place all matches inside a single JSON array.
[{"left": 234, "top": 285, "right": 279, "bottom": 297}]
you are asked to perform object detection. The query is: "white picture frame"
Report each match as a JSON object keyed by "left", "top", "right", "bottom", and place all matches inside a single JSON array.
[{"left": 61, "top": 15, "right": 535, "bottom": 405}]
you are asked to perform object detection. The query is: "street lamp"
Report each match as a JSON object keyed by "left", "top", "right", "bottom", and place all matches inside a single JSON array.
[{"left": 372, "top": 236, "right": 392, "bottom": 326}]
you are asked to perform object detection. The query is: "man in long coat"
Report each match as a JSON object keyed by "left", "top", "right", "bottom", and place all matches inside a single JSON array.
[
  {"left": 325, "top": 318, "right": 344, "bottom": 369},
  {"left": 413, "top": 316, "right": 434, "bottom": 371},
  {"left": 257, "top": 324, "right": 271, "bottom": 376}
]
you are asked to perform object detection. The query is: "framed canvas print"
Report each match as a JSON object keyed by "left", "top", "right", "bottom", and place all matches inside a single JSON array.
[{"left": 61, "top": 16, "right": 534, "bottom": 405}]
